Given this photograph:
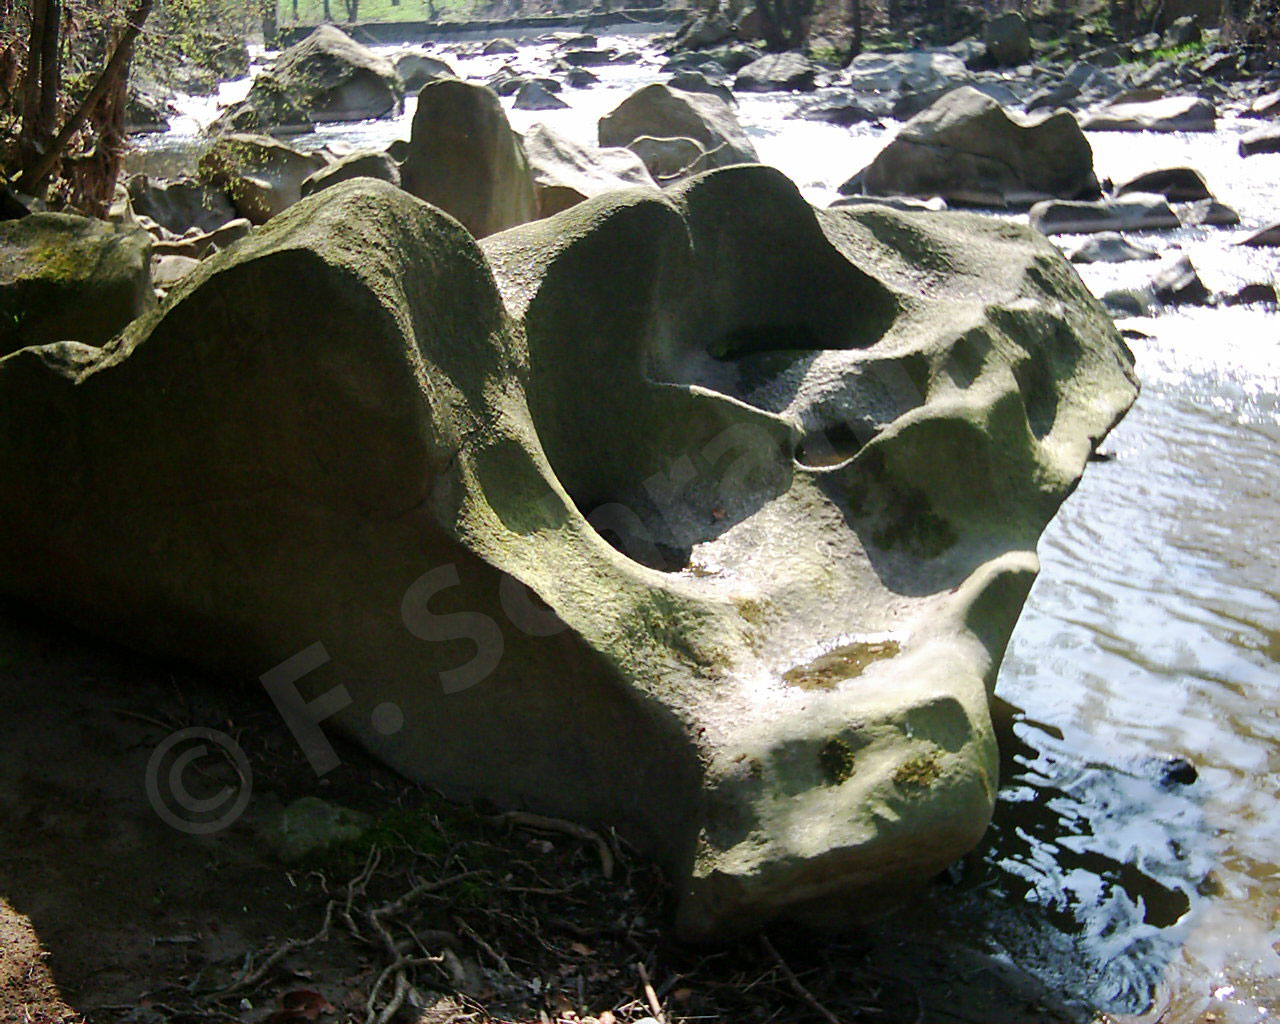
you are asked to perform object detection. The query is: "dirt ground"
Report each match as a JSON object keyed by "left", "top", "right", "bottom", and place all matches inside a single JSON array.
[{"left": 0, "top": 601, "right": 1086, "bottom": 1024}]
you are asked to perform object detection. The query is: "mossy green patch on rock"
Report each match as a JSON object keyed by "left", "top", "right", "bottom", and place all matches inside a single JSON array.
[
  {"left": 819, "top": 737, "right": 857, "bottom": 785},
  {"left": 893, "top": 751, "right": 944, "bottom": 789},
  {"left": 0, "top": 213, "right": 153, "bottom": 355}
]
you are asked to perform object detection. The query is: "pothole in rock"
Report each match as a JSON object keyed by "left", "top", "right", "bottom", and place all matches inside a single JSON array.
[{"left": 783, "top": 636, "right": 902, "bottom": 690}]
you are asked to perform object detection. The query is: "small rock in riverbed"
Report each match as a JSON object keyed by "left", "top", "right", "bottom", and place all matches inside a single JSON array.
[
  {"left": 1240, "top": 222, "right": 1280, "bottom": 247},
  {"left": 1068, "top": 232, "right": 1159, "bottom": 263},
  {"left": 1115, "top": 166, "right": 1212, "bottom": 202},
  {"left": 1151, "top": 254, "right": 1212, "bottom": 307},
  {"left": 1179, "top": 199, "right": 1239, "bottom": 227},
  {"left": 1030, "top": 193, "right": 1180, "bottom": 235},
  {"left": 1221, "top": 282, "right": 1278, "bottom": 307},
  {"left": 1240, "top": 125, "right": 1280, "bottom": 157}
]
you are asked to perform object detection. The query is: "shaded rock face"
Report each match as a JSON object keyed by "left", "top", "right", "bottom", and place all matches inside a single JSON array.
[
  {"left": 599, "top": 84, "right": 759, "bottom": 171},
  {"left": 1068, "top": 232, "right": 1159, "bottom": 264},
  {"left": 523, "top": 123, "right": 657, "bottom": 217},
  {"left": 0, "top": 174, "right": 1136, "bottom": 940},
  {"left": 1240, "top": 125, "right": 1280, "bottom": 157},
  {"left": 0, "top": 213, "right": 153, "bottom": 356},
  {"left": 858, "top": 87, "right": 1099, "bottom": 206},
  {"left": 126, "top": 175, "right": 238, "bottom": 234},
  {"left": 984, "top": 12, "right": 1031, "bottom": 67},
  {"left": 198, "top": 134, "right": 327, "bottom": 224},
  {"left": 626, "top": 135, "right": 716, "bottom": 184},
  {"left": 401, "top": 80, "right": 537, "bottom": 239}
]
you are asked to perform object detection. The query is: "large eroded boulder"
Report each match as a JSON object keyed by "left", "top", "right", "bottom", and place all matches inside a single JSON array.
[
  {"left": 856, "top": 86, "right": 1099, "bottom": 206},
  {"left": 401, "top": 80, "right": 537, "bottom": 239},
  {"left": 599, "top": 83, "right": 759, "bottom": 171},
  {"left": 0, "top": 172, "right": 1136, "bottom": 940},
  {"left": 0, "top": 213, "right": 152, "bottom": 356}
]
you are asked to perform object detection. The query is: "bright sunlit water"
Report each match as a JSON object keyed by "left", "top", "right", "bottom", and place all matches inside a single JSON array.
[{"left": 136, "top": 35, "right": 1280, "bottom": 1019}]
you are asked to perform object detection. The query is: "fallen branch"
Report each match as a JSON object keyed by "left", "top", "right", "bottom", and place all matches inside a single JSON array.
[
  {"left": 759, "top": 933, "right": 842, "bottom": 1024},
  {"left": 491, "top": 811, "right": 614, "bottom": 879}
]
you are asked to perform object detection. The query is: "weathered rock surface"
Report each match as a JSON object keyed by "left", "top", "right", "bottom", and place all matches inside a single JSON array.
[
  {"left": 401, "top": 80, "right": 537, "bottom": 238},
  {"left": 215, "top": 26, "right": 404, "bottom": 132},
  {"left": 301, "top": 150, "right": 401, "bottom": 196},
  {"left": 734, "top": 53, "right": 819, "bottom": 93},
  {"left": 126, "top": 175, "right": 238, "bottom": 235},
  {"left": 1029, "top": 193, "right": 1181, "bottom": 235},
  {"left": 523, "top": 123, "right": 657, "bottom": 217},
  {"left": 599, "top": 84, "right": 759, "bottom": 170},
  {"left": 1081, "top": 95, "right": 1216, "bottom": 132},
  {"left": 1067, "top": 232, "right": 1160, "bottom": 263},
  {"left": 0, "top": 173, "right": 1136, "bottom": 940},
  {"left": 0, "top": 213, "right": 153, "bottom": 355},
  {"left": 855, "top": 87, "right": 1099, "bottom": 206},
  {"left": 198, "top": 134, "right": 327, "bottom": 224}
]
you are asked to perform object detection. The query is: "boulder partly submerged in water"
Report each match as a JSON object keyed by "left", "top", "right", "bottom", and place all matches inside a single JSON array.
[
  {"left": 0, "top": 172, "right": 1136, "bottom": 940},
  {"left": 853, "top": 86, "right": 1099, "bottom": 206}
]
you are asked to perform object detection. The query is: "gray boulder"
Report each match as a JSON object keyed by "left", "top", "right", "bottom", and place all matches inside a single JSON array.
[
  {"left": 599, "top": 84, "right": 759, "bottom": 171},
  {"left": 0, "top": 213, "right": 153, "bottom": 355},
  {"left": 1240, "top": 125, "right": 1280, "bottom": 157},
  {"left": 514, "top": 80, "right": 569, "bottom": 111},
  {"left": 222, "top": 25, "right": 404, "bottom": 131},
  {"left": 1151, "top": 254, "right": 1211, "bottom": 306},
  {"left": 1081, "top": 95, "right": 1216, "bottom": 132},
  {"left": 523, "top": 123, "right": 658, "bottom": 218},
  {"left": 301, "top": 150, "right": 401, "bottom": 196},
  {"left": 626, "top": 135, "right": 717, "bottom": 184},
  {"left": 1068, "top": 232, "right": 1160, "bottom": 263},
  {"left": 1240, "top": 222, "right": 1280, "bottom": 247},
  {"left": 857, "top": 86, "right": 1099, "bottom": 206},
  {"left": 984, "top": 12, "right": 1031, "bottom": 67},
  {"left": 394, "top": 51, "right": 457, "bottom": 91},
  {"left": 669, "top": 71, "right": 735, "bottom": 105},
  {"left": 1115, "top": 166, "right": 1212, "bottom": 202},
  {"left": 400, "top": 80, "right": 537, "bottom": 239},
  {"left": 1246, "top": 89, "right": 1280, "bottom": 119},
  {"left": 1029, "top": 193, "right": 1181, "bottom": 235},
  {"left": 560, "top": 48, "right": 619, "bottom": 67},
  {"left": 565, "top": 67, "right": 600, "bottom": 88},
  {"left": 151, "top": 253, "right": 201, "bottom": 290},
  {"left": 734, "top": 53, "right": 819, "bottom": 93},
  {"left": 676, "top": 12, "right": 733, "bottom": 50},
  {"left": 843, "top": 51, "right": 968, "bottom": 94},
  {"left": 481, "top": 37, "right": 518, "bottom": 55},
  {"left": 126, "top": 175, "right": 238, "bottom": 234},
  {"left": 0, "top": 172, "right": 1137, "bottom": 940},
  {"left": 198, "top": 134, "right": 327, "bottom": 224},
  {"left": 1179, "top": 199, "right": 1239, "bottom": 227}
]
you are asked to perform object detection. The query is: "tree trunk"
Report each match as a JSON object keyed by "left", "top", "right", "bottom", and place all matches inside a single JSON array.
[
  {"left": 322, "top": 0, "right": 332, "bottom": 20},
  {"left": 342, "top": 0, "right": 359, "bottom": 20},
  {"left": 845, "top": 0, "right": 862, "bottom": 63},
  {"left": 15, "top": 0, "right": 154, "bottom": 198}
]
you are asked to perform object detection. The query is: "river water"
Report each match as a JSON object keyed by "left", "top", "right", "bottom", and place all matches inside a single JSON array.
[{"left": 138, "top": 35, "right": 1280, "bottom": 1021}]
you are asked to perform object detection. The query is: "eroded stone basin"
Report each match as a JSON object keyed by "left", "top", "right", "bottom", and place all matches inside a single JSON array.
[{"left": 0, "top": 170, "right": 1136, "bottom": 939}]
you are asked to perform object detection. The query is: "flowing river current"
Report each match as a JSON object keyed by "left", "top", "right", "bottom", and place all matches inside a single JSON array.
[{"left": 135, "top": 33, "right": 1280, "bottom": 1021}]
